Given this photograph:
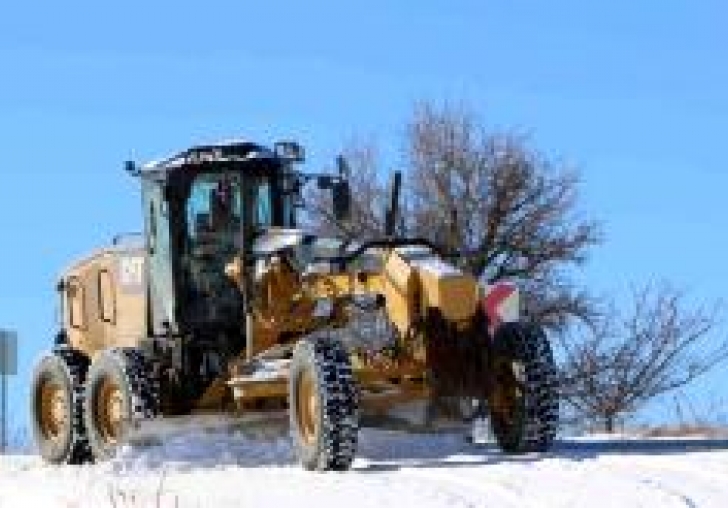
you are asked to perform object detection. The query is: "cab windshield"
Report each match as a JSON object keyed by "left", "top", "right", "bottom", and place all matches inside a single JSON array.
[{"left": 185, "top": 172, "right": 278, "bottom": 248}]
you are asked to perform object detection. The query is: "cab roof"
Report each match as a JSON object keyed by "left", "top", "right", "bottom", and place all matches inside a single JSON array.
[{"left": 141, "top": 140, "right": 277, "bottom": 176}]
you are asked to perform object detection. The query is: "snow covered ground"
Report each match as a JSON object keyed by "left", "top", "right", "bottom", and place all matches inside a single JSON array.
[{"left": 1, "top": 422, "right": 727, "bottom": 508}]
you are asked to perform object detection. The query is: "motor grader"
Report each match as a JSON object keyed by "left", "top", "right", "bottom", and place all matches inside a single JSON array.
[{"left": 30, "top": 140, "right": 558, "bottom": 470}]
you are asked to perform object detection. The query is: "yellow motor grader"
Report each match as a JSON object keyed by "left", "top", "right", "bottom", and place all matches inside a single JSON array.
[{"left": 30, "top": 140, "right": 558, "bottom": 471}]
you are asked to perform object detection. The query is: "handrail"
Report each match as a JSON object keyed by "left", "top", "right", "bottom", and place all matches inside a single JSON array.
[{"left": 112, "top": 232, "right": 144, "bottom": 246}]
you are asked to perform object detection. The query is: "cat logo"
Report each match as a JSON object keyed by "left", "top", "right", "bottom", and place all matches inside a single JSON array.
[{"left": 118, "top": 255, "right": 145, "bottom": 294}]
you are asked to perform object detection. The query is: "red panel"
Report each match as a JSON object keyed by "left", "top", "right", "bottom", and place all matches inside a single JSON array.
[{"left": 482, "top": 283, "right": 516, "bottom": 330}]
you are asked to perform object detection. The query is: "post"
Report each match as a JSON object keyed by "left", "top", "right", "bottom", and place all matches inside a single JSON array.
[
  {"left": 1, "top": 363, "right": 5, "bottom": 454},
  {"left": 0, "top": 330, "right": 18, "bottom": 454},
  {"left": 1, "top": 335, "right": 6, "bottom": 454}
]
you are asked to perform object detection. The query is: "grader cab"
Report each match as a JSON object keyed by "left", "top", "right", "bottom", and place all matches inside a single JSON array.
[{"left": 31, "top": 140, "right": 558, "bottom": 470}]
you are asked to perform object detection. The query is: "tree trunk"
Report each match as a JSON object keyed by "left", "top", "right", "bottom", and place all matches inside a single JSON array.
[{"left": 605, "top": 415, "right": 615, "bottom": 433}]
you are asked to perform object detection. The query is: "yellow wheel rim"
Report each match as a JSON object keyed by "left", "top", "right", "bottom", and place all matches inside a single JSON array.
[
  {"left": 96, "top": 378, "right": 126, "bottom": 445},
  {"left": 296, "top": 370, "right": 319, "bottom": 445},
  {"left": 39, "top": 381, "right": 68, "bottom": 440}
]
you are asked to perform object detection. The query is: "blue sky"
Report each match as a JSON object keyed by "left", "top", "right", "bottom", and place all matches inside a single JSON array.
[{"left": 1, "top": 1, "right": 726, "bottom": 432}]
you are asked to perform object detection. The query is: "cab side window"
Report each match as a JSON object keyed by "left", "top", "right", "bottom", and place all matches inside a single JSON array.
[
  {"left": 98, "top": 270, "right": 116, "bottom": 324},
  {"left": 67, "top": 278, "right": 86, "bottom": 330}
]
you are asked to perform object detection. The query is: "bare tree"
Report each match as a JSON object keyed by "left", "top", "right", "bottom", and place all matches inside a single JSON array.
[
  {"left": 306, "top": 102, "right": 601, "bottom": 331},
  {"left": 560, "top": 283, "right": 727, "bottom": 433}
]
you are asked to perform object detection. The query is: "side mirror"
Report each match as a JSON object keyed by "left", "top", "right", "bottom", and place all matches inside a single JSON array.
[
  {"left": 332, "top": 181, "right": 351, "bottom": 222},
  {"left": 316, "top": 175, "right": 335, "bottom": 189}
]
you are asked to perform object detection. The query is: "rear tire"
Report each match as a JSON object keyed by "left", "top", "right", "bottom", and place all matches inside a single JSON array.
[
  {"left": 30, "top": 348, "right": 92, "bottom": 464},
  {"left": 488, "top": 322, "right": 559, "bottom": 453},
  {"left": 84, "top": 348, "right": 159, "bottom": 461},
  {"left": 289, "top": 335, "right": 359, "bottom": 471}
]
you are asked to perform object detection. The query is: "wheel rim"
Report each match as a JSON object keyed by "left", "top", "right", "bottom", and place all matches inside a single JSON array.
[
  {"left": 295, "top": 370, "right": 319, "bottom": 445},
  {"left": 489, "top": 358, "right": 526, "bottom": 429},
  {"left": 39, "top": 381, "right": 68, "bottom": 441},
  {"left": 95, "top": 378, "right": 126, "bottom": 445}
]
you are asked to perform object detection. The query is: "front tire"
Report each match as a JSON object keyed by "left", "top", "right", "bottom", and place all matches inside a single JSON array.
[
  {"left": 84, "top": 348, "right": 159, "bottom": 461},
  {"left": 488, "top": 322, "right": 559, "bottom": 453},
  {"left": 289, "top": 335, "right": 359, "bottom": 471}
]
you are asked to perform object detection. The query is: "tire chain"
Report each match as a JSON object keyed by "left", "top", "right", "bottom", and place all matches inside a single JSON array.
[
  {"left": 110, "top": 348, "right": 161, "bottom": 424},
  {"left": 52, "top": 347, "right": 93, "bottom": 464},
  {"left": 513, "top": 324, "right": 560, "bottom": 452},
  {"left": 309, "top": 338, "right": 360, "bottom": 470}
]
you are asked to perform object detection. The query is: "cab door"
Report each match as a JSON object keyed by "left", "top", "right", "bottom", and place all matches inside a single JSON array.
[{"left": 142, "top": 179, "right": 177, "bottom": 336}]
